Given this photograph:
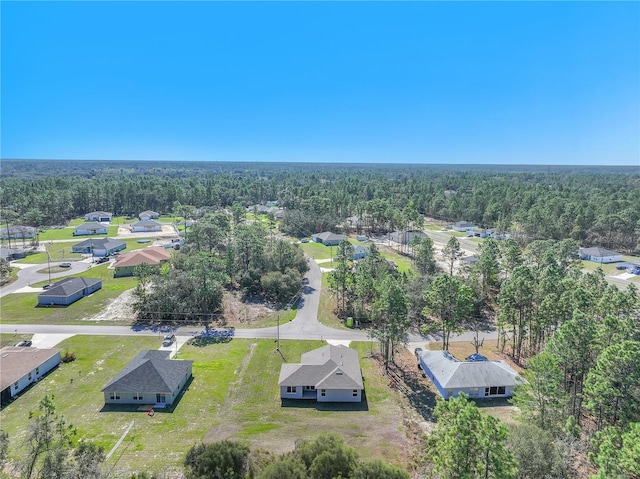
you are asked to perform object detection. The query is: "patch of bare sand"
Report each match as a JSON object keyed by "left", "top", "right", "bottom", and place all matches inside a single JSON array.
[
  {"left": 221, "top": 291, "right": 278, "bottom": 326},
  {"left": 86, "top": 289, "right": 135, "bottom": 321}
]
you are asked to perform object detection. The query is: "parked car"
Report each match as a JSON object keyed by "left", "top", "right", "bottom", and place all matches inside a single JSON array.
[
  {"left": 15, "top": 340, "right": 32, "bottom": 347},
  {"left": 42, "top": 284, "right": 53, "bottom": 290},
  {"left": 162, "top": 334, "right": 176, "bottom": 347},
  {"left": 60, "top": 262, "right": 71, "bottom": 268},
  {"left": 300, "top": 238, "right": 309, "bottom": 243},
  {"left": 96, "top": 257, "right": 109, "bottom": 264}
]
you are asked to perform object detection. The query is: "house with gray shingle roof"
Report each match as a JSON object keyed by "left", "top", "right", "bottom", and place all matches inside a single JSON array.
[
  {"left": 278, "top": 345, "right": 363, "bottom": 402},
  {"left": 102, "top": 350, "right": 193, "bottom": 407},
  {"left": 418, "top": 349, "right": 522, "bottom": 400},
  {"left": 311, "top": 232, "right": 347, "bottom": 246},
  {"left": 579, "top": 247, "right": 622, "bottom": 264},
  {"left": 37, "top": 277, "right": 102, "bottom": 306},
  {"left": 131, "top": 219, "right": 162, "bottom": 233},
  {"left": 139, "top": 210, "right": 160, "bottom": 220},
  {"left": 84, "top": 211, "right": 112, "bottom": 222},
  {"left": 74, "top": 222, "right": 108, "bottom": 236},
  {"left": 389, "top": 229, "right": 427, "bottom": 245},
  {"left": 72, "top": 237, "right": 126, "bottom": 257}
]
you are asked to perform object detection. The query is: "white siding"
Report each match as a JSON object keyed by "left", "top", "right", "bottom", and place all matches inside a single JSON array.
[
  {"left": 280, "top": 386, "right": 303, "bottom": 399},
  {"left": 317, "top": 388, "right": 361, "bottom": 403},
  {"left": 11, "top": 353, "right": 61, "bottom": 398}
]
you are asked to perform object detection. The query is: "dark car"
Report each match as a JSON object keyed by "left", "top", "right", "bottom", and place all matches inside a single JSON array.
[
  {"left": 42, "top": 284, "right": 53, "bottom": 290},
  {"left": 60, "top": 262, "right": 71, "bottom": 268},
  {"left": 15, "top": 340, "right": 32, "bottom": 347},
  {"left": 96, "top": 257, "right": 109, "bottom": 264}
]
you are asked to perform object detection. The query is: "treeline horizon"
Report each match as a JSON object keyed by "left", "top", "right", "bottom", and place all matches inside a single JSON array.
[{"left": 1, "top": 160, "right": 638, "bottom": 253}]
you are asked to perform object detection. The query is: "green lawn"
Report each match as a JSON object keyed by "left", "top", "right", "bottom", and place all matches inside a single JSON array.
[
  {"left": 0, "top": 333, "right": 33, "bottom": 348},
  {"left": 299, "top": 241, "right": 334, "bottom": 260},
  {"left": 39, "top": 226, "right": 119, "bottom": 241},
  {"left": 317, "top": 272, "right": 350, "bottom": 330},
  {"left": 0, "top": 337, "right": 407, "bottom": 475},
  {"left": 380, "top": 250, "right": 413, "bottom": 274},
  {"left": 1, "top": 265, "right": 137, "bottom": 324}
]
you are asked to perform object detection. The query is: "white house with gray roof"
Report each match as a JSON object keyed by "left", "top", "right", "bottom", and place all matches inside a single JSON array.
[
  {"left": 311, "top": 232, "right": 347, "bottom": 246},
  {"left": 278, "top": 345, "right": 363, "bottom": 402},
  {"left": 37, "top": 277, "right": 102, "bottom": 306},
  {"left": 84, "top": 211, "right": 112, "bottom": 223},
  {"left": 418, "top": 350, "right": 522, "bottom": 400},
  {"left": 72, "top": 237, "right": 126, "bottom": 257},
  {"left": 74, "top": 222, "right": 108, "bottom": 236},
  {"left": 102, "top": 350, "right": 193, "bottom": 407},
  {"left": 1, "top": 347, "right": 61, "bottom": 406},
  {"left": 579, "top": 247, "right": 622, "bottom": 264},
  {"left": 131, "top": 219, "right": 162, "bottom": 233}
]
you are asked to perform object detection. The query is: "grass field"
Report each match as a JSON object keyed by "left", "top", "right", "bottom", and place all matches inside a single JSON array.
[
  {"left": 39, "top": 226, "right": 119, "bottom": 241},
  {"left": 0, "top": 337, "right": 408, "bottom": 475},
  {"left": 380, "top": 250, "right": 413, "bottom": 273},
  {"left": 0, "top": 333, "right": 33, "bottom": 348},
  {"left": 298, "top": 241, "right": 334, "bottom": 260},
  {"left": 0, "top": 265, "right": 137, "bottom": 324},
  {"left": 317, "top": 272, "right": 350, "bottom": 330}
]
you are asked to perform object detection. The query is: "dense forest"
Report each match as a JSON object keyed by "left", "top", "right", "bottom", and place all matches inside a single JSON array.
[{"left": 1, "top": 160, "right": 639, "bottom": 253}]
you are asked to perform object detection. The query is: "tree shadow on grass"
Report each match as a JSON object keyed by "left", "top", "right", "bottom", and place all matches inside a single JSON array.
[
  {"left": 188, "top": 336, "right": 232, "bottom": 347},
  {"left": 388, "top": 362, "right": 436, "bottom": 422},
  {"left": 281, "top": 390, "right": 370, "bottom": 412}
]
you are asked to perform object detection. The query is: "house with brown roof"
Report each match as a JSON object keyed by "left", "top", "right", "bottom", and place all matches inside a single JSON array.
[
  {"left": 1, "top": 347, "right": 61, "bottom": 407},
  {"left": 278, "top": 345, "right": 364, "bottom": 402},
  {"left": 114, "top": 247, "right": 171, "bottom": 277}
]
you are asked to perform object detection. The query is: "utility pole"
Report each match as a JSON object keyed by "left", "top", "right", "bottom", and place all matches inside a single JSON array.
[
  {"left": 276, "top": 314, "right": 280, "bottom": 351},
  {"left": 46, "top": 251, "right": 52, "bottom": 285}
]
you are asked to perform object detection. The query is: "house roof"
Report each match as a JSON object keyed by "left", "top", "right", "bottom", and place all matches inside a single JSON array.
[
  {"left": 131, "top": 219, "right": 162, "bottom": 228},
  {"left": 418, "top": 350, "right": 522, "bottom": 389},
  {"left": 353, "top": 245, "right": 368, "bottom": 255},
  {"left": 75, "top": 222, "right": 106, "bottom": 231},
  {"left": 0, "top": 347, "right": 61, "bottom": 391},
  {"left": 38, "top": 277, "right": 102, "bottom": 298},
  {"left": 85, "top": 211, "right": 112, "bottom": 218},
  {"left": 115, "top": 247, "right": 171, "bottom": 268},
  {"left": 101, "top": 350, "right": 193, "bottom": 394},
  {"left": 278, "top": 345, "right": 363, "bottom": 390},
  {"left": 313, "top": 232, "right": 347, "bottom": 242},
  {"left": 139, "top": 210, "right": 159, "bottom": 216},
  {"left": 73, "top": 237, "right": 125, "bottom": 250},
  {"left": 0, "top": 225, "right": 37, "bottom": 235},
  {"left": 453, "top": 221, "right": 476, "bottom": 227},
  {"left": 579, "top": 247, "right": 621, "bottom": 257},
  {"left": 461, "top": 255, "right": 479, "bottom": 264}
]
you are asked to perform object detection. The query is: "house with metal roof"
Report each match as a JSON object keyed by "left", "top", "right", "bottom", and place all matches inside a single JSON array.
[
  {"left": 311, "top": 232, "right": 347, "bottom": 246},
  {"left": 451, "top": 221, "right": 478, "bottom": 232},
  {"left": 1, "top": 346, "right": 62, "bottom": 407},
  {"left": 579, "top": 247, "right": 622, "bottom": 264},
  {"left": 73, "top": 222, "right": 108, "bottom": 236},
  {"left": 418, "top": 349, "right": 522, "bottom": 400},
  {"left": 0, "top": 225, "right": 37, "bottom": 240},
  {"left": 72, "top": 237, "right": 126, "bottom": 257},
  {"left": 114, "top": 247, "right": 171, "bottom": 277},
  {"left": 101, "top": 350, "right": 193, "bottom": 407},
  {"left": 278, "top": 344, "right": 364, "bottom": 402},
  {"left": 389, "top": 229, "right": 427, "bottom": 245},
  {"left": 84, "top": 211, "right": 113, "bottom": 222},
  {"left": 130, "top": 219, "right": 163, "bottom": 233},
  {"left": 37, "top": 277, "right": 102, "bottom": 306}
]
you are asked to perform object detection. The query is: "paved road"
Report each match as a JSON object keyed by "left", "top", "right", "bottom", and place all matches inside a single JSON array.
[{"left": 0, "top": 259, "right": 92, "bottom": 297}]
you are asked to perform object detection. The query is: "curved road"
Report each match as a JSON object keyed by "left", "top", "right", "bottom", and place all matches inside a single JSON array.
[{"left": 0, "top": 259, "right": 93, "bottom": 298}]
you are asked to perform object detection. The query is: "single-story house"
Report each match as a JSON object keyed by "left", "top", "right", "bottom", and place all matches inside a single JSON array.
[
  {"left": 131, "top": 220, "right": 162, "bottom": 233},
  {"left": 389, "top": 230, "right": 427, "bottom": 245},
  {"left": 346, "top": 216, "right": 361, "bottom": 228},
  {"left": 451, "top": 221, "right": 478, "bottom": 232},
  {"left": 247, "top": 204, "right": 270, "bottom": 215},
  {"left": 37, "top": 277, "right": 102, "bottom": 306},
  {"left": 0, "top": 226, "right": 37, "bottom": 240},
  {"left": 114, "top": 247, "right": 171, "bottom": 277},
  {"left": 352, "top": 245, "right": 368, "bottom": 260},
  {"left": 278, "top": 344, "right": 364, "bottom": 403},
  {"left": 311, "top": 232, "right": 347, "bottom": 246},
  {"left": 139, "top": 210, "right": 160, "bottom": 221},
  {"left": 84, "top": 211, "right": 112, "bottom": 223},
  {"left": 461, "top": 255, "right": 479, "bottom": 267},
  {"left": 0, "top": 247, "right": 27, "bottom": 261},
  {"left": 101, "top": 350, "right": 193, "bottom": 407},
  {"left": 71, "top": 237, "right": 126, "bottom": 257},
  {"left": 356, "top": 235, "right": 368, "bottom": 242},
  {"left": 73, "top": 222, "right": 108, "bottom": 236},
  {"left": 579, "top": 247, "right": 623, "bottom": 264},
  {"left": 418, "top": 350, "right": 522, "bottom": 400},
  {"left": 0, "top": 347, "right": 62, "bottom": 407},
  {"left": 268, "top": 207, "right": 286, "bottom": 220}
]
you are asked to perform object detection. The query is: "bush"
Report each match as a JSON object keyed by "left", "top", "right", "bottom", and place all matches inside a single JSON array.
[{"left": 61, "top": 352, "right": 76, "bottom": 363}]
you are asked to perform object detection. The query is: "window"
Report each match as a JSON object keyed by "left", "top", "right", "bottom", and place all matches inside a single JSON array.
[
  {"left": 109, "top": 392, "right": 120, "bottom": 400},
  {"left": 286, "top": 386, "right": 297, "bottom": 394},
  {"left": 352, "top": 390, "right": 358, "bottom": 397},
  {"left": 36, "top": 367, "right": 40, "bottom": 375},
  {"left": 28, "top": 372, "right": 32, "bottom": 381},
  {"left": 304, "top": 386, "right": 315, "bottom": 390},
  {"left": 498, "top": 386, "right": 506, "bottom": 395},
  {"left": 484, "top": 386, "right": 505, "bottom": 396},
  {"left": 133, "top": 393, "right": 143, "bottom": 401},
  {"left": 320, "top": 389, "right": 326, "bottom": 397},
  {"left": 13, "top": 382, "right": 18, "bottom": 390}
]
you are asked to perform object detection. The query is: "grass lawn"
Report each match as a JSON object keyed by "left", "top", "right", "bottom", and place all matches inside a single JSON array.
[
  {"left": 317, "top": 273, "right": 350, "bottom": 330},
  {"left": 0, "top": 333, "right": 33, "bottom": 348},
  {"left": 0, "top": 337, "right": 408, "bottom": 475},
  {"left": 380, "top": 250, "right": 413, "bottom": 274},
  {"left": 299, "top": 241, "right": 334, "bottom": 260},
  {"left": 39, "top": 226, "right": 119, "bottom": 241},
  {"left": 1, "top": 265, "right": 137, "bottom": 324}
]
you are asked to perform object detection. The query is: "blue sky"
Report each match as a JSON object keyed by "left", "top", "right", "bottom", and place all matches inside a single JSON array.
[{"left": 2, "top": 1, "right": 638, "bottom": 165}]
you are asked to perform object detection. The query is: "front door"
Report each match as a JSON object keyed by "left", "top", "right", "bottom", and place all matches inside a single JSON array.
[{"left": 156, "top": 394, "right": 166, "bottom": 403}]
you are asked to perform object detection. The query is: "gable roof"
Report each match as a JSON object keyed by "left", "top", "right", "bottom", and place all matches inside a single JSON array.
[
  {"left": 418, "top": 350, "right": 521, "bottom": 389},
  {"left": 101, "top": 350, "right": 193, "bottom": 393},
  {"left": 115, "top": 247, "right": 171, "bottom": 268},
  {"left": 38, "top": 277, "right": 101, "bottom": 298},
  {"left": 73, "top": 237, "right": 125, "bottom": 250},
  {"left": 579, "top": 247, "right": 620, "bottom": 257},
  {"left": 0, "top": 347, "right": 62, "bottom": 391},
  {"left": 139, "top": 210, "right": 159, "bottom": 216},
  {"left": 85, "top": 211, "right": 112, "bottom": 218},
  {"left": 453, "top": 221, "right": 476, "bottom": 228},
  {"left": 278, "top": 345, "right": 363, "bottom": 389}
]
